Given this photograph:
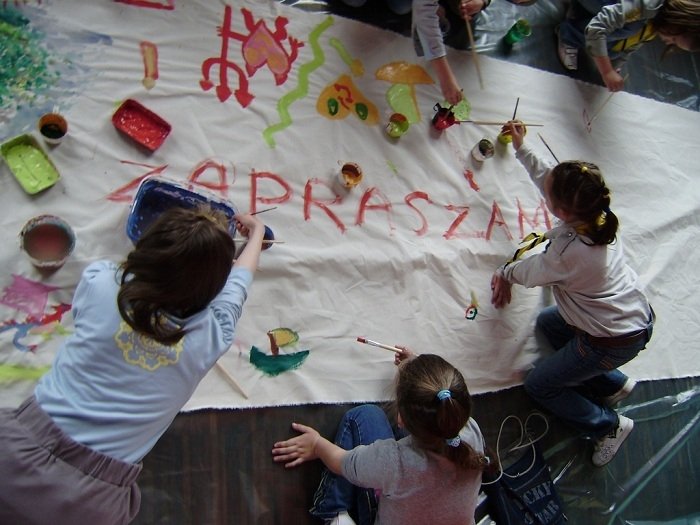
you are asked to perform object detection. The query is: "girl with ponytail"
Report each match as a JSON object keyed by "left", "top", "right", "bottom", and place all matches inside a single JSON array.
[
  {"left": 272, "top": 351, "right": 487, "bottom": 525},
  {"left": 491, "top": 120, "right": 654, "bottom": 469}
]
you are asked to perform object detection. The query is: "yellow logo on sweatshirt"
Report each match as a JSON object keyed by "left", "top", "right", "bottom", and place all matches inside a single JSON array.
[{"left": 115, "top": 321, "right": 183, "bottom": 371}]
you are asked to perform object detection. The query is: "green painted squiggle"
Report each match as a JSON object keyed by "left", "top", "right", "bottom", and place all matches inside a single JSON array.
[{"left": 262, "top": 16, "right": 334, "bottom": 148}]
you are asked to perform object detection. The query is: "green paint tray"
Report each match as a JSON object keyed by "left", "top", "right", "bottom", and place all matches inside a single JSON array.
[{"left": 0, "top": 134, "right": 60, "bottom": 194}]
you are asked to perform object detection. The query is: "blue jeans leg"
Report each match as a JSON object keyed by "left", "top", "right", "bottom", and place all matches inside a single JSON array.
[
  {"left": 527, "top": 307, "right": 649, "bottom": 438},
  {"left": 535, "top": 306, "right": 629, "bottom": 399},
  {"left": 310, "top": 404, "right": 394, "bottom": 525}
]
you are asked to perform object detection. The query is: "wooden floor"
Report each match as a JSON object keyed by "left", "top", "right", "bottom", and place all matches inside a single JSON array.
[
  {"left": 134, "top": 376, "right": 700, "bottom": 524},
  {"left": 134, "top": 2, "right": 700, "bottom": 524}
]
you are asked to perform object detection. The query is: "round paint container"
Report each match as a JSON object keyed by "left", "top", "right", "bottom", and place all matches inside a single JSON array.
[
  {"left": 339, "top": 162, "right": 363, "bottom": 189},
  {"left": 498, "top": 121, "right": 527, "bottom": 145},
  {"left": 504, "top": 19, "right": 532, "bottom": 45},
  {"left": 38, "top": 113, "right": 68, "bottom": 145},
  {"left": 386, "top": 113, "right": 409, "bottom": 138},
  {"left": 20, "top": 215, "right": 76, "bottom": 271},
  {"left": 262, "top": 225, "right": 275, "bottom": 251},
  {"left": 431, "top": 103, "right": 456, "bottom": 131},
  {"left": 471, "top": 138, "right": 495, "bottom": 161}
]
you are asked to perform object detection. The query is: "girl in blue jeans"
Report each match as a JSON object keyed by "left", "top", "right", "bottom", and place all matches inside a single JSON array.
[
  {"left": 491, "top": 121, "right": 654, "bottom": 468},
  {"left": 272, "top": 351, "right": 488, "bottom": 525}
]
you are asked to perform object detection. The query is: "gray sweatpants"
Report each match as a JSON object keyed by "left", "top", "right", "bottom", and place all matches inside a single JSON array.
[{"left": 0, "top": 396, "right": 142, "bottom": 525}]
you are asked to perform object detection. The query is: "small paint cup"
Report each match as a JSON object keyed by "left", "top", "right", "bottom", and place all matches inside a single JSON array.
[
  {"left": 386, "top": 113, "right": 409, "bottom": 138},
  {"left": 339, "top": 162, "right": 363, "bottom": 189},
  {"left": 20, "top": 215, "right": 76, "bottom": 271},
  {"left": 498, "top": 120, "right": 527, "bottom": 145},
  {"left": 262, "top": 225, "right": 275, "bottom": 251},
  {"left": 504, "top": 19, "right": 532, "bottom": 45},
  {"left": 431, "top": 103, "right": 457, "bottom": 131},
  {"left": 471, "top": 138, "right": 495, "bottom": 161},
  {"left": 38, "top": 113, "right": 68, "bottom": 145}
]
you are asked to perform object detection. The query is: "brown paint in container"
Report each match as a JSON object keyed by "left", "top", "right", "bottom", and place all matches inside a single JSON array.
[
  {"left": 38, "top": 113, "right": 68, "bottom": 145},
  {"left": 339, "top": 162, "right": 363, "bottom": 188},
  {"left": 20, "top": 215, "right": 76, "bottom": 271}
]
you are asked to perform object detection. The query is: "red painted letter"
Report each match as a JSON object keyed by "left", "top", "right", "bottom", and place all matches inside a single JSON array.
[
  {"left": 404, "top": 191, "right": 433, "bottom": 236},
  {"left": 303, "top": 178, "right": 346, "bottom": 233}
]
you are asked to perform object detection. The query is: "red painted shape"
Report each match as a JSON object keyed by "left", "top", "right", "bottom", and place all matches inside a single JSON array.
[
  {"left": 404, "top": 191, "right": 434, "bottom": 236},
  {"left": 356, "top": 188, "right": 394, "bottom": 233},
  {"left": 485, "top": 201, "right": 514, "bottom": 241},
  {"left": 114, "top": 0, "right": 174, "bottom": 10},
  {"left": 200, "top": 6, "right": 253, "bottom": 107},
  {"left": 303, "top": 178, "right": 345, "bottom": 233},
  {"left": 443, "top": 205, "right": 471, "bottom": 240},
  {"left": 249, "top": 170, "right": 292, "bottom": 213},
  {"left": 239, "top": 9, "right": 303, "bottom": 85},
  {"left": 463, "top": 168, "right": 480, "bottom": 192},
  {"left": 517, "top": 198, "right": 552, "bottom": 238},
  {"left": 106, "top": 161, "right": 168, "bottom": 202},
  {"left": 188, "top": 160, "right": 229, "bottom": 198}
]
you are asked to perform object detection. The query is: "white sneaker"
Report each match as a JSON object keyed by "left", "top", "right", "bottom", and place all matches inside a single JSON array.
[
  {"left": 556, "top": 25, "right": 579, "bottom": 71},
  {"left": 326, "top": 511, "right": 356, "bottom": 525},
  {"left": 592, "top": 415, "right": 634, "bottom": 467},
  {"left": 604, "top": 378, "right": 637, "bottom": 406}
]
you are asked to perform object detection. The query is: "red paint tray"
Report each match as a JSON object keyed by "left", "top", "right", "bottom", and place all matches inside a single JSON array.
[{"left": 112, "top": 99, "right": 171, "bottom": 152}]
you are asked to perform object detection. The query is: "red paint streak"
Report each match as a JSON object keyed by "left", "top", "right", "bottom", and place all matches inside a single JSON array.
[
  {"left": 35, "top": 303, "right": 71, "bottom": 325},
  {"left": 250, "top": 170, "right": 292, "bottom": 213},
  {"left": 187, "top": 160, "right": 229, "bottom": 198},
  {"left": 443, "top": 205, "right": 470, "bottom": 240},
  {"left": 240, "top": 9, "right": 303, "bottom": 84},
  {"left": 333, "top": 84, "right": 354, "bottom": 110},
  {"left": 200, "top": 6, "right": 252, "bottom": 107},
  {"left": 517, "top": 198, "right": 552, "bottom": 238},
  {"left": 106, "top": 161, "right": 168, "bottom": 202},
  {"left": 404, "top": 191, "right": 434, "bottom": 236},
  {"left": 485, "top": 201, "right": 514, "bottom": 241},
  {"left": 303, "top": 178, "right": 345, "bottom": 233},
  {"left": 115, "top": 0, "right": 174, "bottom": 9},
  {"left": 200, "top": 7, "right": 303, "bottom": 107},
  {"left": 140, "top": 41, "right": 159, "bottom": 88},
  {"left": 463, "top": 169, "right": 480, "bottom": 192},
  {"left": 356, "top": 187, "right": 394, "bottom": 233}
]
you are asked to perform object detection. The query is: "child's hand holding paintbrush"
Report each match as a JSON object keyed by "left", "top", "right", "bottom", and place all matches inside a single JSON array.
[
  {"left": 356, "top": 337, "right": 417, "bottom": 366},
  {"left": 500, "top": 120, "right": 527, "bottom": 150}
]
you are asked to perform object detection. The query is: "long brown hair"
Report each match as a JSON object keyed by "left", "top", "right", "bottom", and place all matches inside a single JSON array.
[
  {"left": 117, "top": 206, "right": 235, "bottom": 344},
  {"left": 550, "top": 161, "right": 618, "bottom": 245},
  {"left": 394, "top": 354, "right": 488, "bottom": 470},
  {"left": 654, "top": 0, "right": 700, "bottom": 51}
]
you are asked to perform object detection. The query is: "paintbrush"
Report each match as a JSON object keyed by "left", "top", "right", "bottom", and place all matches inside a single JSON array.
[
  {"left": 356, "top": 336, "right": 403, "bottom": 354},
  {"left": 462, "top": 120, "right": 544, "bottom": 127},
  {"left": 512, "top": 97, "right": 520, "bottom": 120},
  {"left": 233, "top": 239, "right": 285, "bottom": 244},
  {"left": 464, "top": 20, "right": 484, "bottom": 90},
  {"left": 585, "top": 74, "right": 630, "bottom": 129},
  {"left": 251, "top": 207, "right": 277, "bottom": 215},
  {"left": 215, "top": 361, "right": 248, "bottom": 399},
  {"left": 538, "top": 133, "right": 560, "bottom": 163}
]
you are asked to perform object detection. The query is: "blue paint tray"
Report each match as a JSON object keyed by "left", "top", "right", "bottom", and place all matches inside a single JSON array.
[{"left": 126, "top": 177, "right": 237, "bottom": 243}]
